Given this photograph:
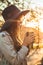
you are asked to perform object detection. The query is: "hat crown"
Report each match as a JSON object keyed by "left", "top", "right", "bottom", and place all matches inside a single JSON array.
[{"left": 2, "top": 5, "right": 20, "bottom": 21}]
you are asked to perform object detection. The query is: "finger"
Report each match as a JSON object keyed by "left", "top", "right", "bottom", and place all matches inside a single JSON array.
[
  {"left": 29, "top": 32, "right": 34, "bottom": 36},
  {"left": 26, "top": 32, "right": 29, "bottom": 36},
  {"left": 30, "top": 39, "right": 35, "bottom": 43}
]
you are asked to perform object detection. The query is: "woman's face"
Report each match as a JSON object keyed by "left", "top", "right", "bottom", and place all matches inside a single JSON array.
[{"left": 18, "top": 11, "right": 39, "bottom": 46}]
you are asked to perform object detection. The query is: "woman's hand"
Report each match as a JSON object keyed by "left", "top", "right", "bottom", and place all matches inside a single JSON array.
[{"left": 23, "top": 32, "right": 35, "bottom": 47}]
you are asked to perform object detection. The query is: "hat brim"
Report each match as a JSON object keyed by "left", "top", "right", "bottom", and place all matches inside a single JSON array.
[{"left": 15, "top": 10, "right": 29, "bottom": 20}]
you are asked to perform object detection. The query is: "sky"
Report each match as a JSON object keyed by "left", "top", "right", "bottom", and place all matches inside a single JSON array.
[{"left": 30, "top": 0, "right": 43, "bottom": 9}]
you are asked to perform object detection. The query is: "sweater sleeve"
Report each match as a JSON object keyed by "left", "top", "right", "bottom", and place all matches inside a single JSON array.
[{"left": 0, "top": 31, "right": 28, "bottom": 65}]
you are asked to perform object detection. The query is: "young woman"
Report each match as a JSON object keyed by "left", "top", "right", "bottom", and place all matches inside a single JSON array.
[{"left": 0, "top": 5, "right": 34, "bottom": 65}]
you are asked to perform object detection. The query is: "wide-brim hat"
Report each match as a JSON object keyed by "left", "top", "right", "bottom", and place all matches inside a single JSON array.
[
  {"left": 1, "top": 5, "right": 29, "bottom": 32},
  {"left": 2, "top": 5, "right": 29, "bottom": 21}
]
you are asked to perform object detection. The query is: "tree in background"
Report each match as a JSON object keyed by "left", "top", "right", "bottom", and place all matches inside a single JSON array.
[{"left": 0, "top": 0, "right": 31, "bottom": 11}]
